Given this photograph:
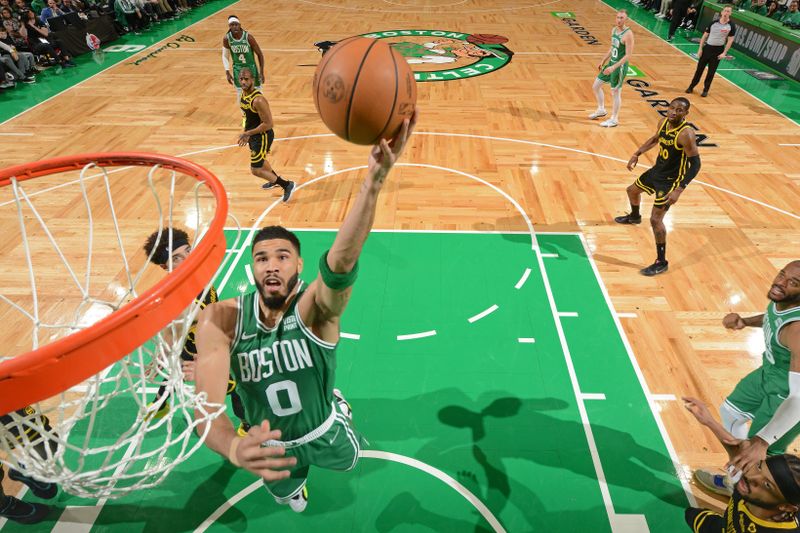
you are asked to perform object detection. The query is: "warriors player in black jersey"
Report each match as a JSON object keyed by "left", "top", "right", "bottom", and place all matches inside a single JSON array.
[
  {"left": 614, "top": 97, "right": 701, "bottom": 276},
  {"left": 0, "top": 406, "right": 58, "bottom": 524},
  {"left": 684, "top": 397, "right": 800, "bottom": 532},
  {"left": 237, "top": 67, "right": 295, "bottom": 202}
]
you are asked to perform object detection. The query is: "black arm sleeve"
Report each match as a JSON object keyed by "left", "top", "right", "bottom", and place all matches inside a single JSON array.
[
  {"left": 685, "top": 507, "right": 725, "bottom": 532},
  {"left": 680, "top": 154, "right": 701, "bottom": 188}
]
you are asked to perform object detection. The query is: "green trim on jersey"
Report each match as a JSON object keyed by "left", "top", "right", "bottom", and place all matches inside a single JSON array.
[
  {"left": 228, "top": 282, "right": 338, "bottom": 439},
  {"left": 227, "top": 30, "right": 259, "bottom": 88}
]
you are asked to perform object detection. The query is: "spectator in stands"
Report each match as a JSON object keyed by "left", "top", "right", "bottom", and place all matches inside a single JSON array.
[
  {"left": 39, "top": 0, "right": 64, "bottom": 24},
  {"left": 782, "top": 0, "right": 800, "bottom": 24},
  {"left": 12, "top": 0, "right": 31, "bottom": 18},
  {"left": 23, "top": 8, "right": 74, "bottom": 66},
  {"left": 668, "top": 0, "right": 692, "bottom": 40},
  {"left": 680, "top": 0, "right": 703, "bottom": 29},
  {"left": 0, "top": 30, "right": 36, "bottom": 82},
  {"left": 766, "top": 0, "right": 782, "bottom": 17},
  {"left": 1, "top": 6, "right": 26, "bottom": 38},
  {"left": 115, "top": 0, "right": 144, "bottom": 33},
  {"left": 0, "top": 59, "right": 14, "bottom": 89},
  {"left": 656, "top": 0, "right": 672, "bottom": 18},
  {"left": 750, "top": 0, "right": 769, "bottom": 15}
]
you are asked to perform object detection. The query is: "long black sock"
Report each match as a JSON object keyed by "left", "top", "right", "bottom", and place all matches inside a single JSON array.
[
  {"left": 274, "top": 176, "right": 289, "bottom": 189},
  {"left": 656, "top": 242, "right": 666, "bottom": 262},
  {"left": 630, "top": 204, "right": 640, "bottom": 218}
]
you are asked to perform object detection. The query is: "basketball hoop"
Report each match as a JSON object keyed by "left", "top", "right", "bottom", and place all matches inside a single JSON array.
[{"left": 0, "top": 153, "right": 235, "bottom": 498}]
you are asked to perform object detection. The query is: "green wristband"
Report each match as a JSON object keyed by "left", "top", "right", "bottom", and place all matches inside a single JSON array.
[{"left": 319, "top": 250, "right": 359, "bottom": 290}]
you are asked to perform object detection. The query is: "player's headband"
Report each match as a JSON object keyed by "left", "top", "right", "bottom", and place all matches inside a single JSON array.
[
  {"left": 152, "top": 236, "right": 190, "bottom": 265},
  {"left": 767, "top": 455, "right": 800, "bottom": 505},
  {"left": 228, "top": 16, "right": 240, "bottom": 24}
]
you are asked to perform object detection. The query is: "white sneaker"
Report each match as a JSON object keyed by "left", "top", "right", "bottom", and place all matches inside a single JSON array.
[
  {"left": 694, "top": 469, "right": 733, "bottom": 497},
  {"left": 588, "top": 110, "right": 607, "bottom": 120},
  {"left": 600, "top": 118, "right": 619, "bottom": 128}
]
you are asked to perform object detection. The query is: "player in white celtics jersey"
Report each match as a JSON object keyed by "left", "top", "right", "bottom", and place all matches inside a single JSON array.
[
  {"left": 694, "top": 261, "right": 800, "bottom": 498},
  {"left": 589, "top": 9, "right": 634, "bottom": 128},
  {"left": 195, "top": 112, "right": 418, "bottom": 513}
]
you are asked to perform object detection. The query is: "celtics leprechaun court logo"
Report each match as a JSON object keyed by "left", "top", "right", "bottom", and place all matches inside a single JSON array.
[{"left": 361, "top": 30, "right": 513, "bottom": 82}]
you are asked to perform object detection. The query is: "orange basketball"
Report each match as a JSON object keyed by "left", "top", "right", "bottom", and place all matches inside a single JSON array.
[{"left": 313, "top": 37, "right": 417, "bottom": 145}]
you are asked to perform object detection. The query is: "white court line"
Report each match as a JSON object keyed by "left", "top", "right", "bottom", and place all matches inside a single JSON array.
[
  {"left": 3, "top": 133, "right": 797, "bottom": 223},
  {"left": 779, "top": 143, "right": 800, "bottom": 146},
  {"left": 244, "top": 263, "right": 255, "bottom": 286},
  {"left": 650, "top": 394, "right": 678, "bottom": 401},
  {"left": 576, "top": 232, "right": 696, "bottom": 507},
  {"left": 580, "top": 393, "right": 607, "bottom": 401},
  {"left": 340, "top": 332, "right": 360, "bottom": 340},
  {"left": 541, "top": 253, "right": 559, "bottom": 258},
  {"left": 518, "top": 337, "right": 536, "bottom": 343},
  {"left": 616, "top": 312, "right": 638, "bottom": 318},
  {"left": 468, "top": 304, "right": 499, "bottom": 323},
  {"left": 558, "top": 311, "right": 579, "bottom": 317},
  {"left": 396, "top": 330, "right": 437, "bottom": 341},
  {"left": 716, "top": 68, "right": 746, "bottom": 71},
  {"left": 194, "top": 450, "right": 506, "bottom": 533},
  {"left": 515, "top": 268, "right": 532, "bottom": 289},
  {"left": 0, "top": 132, "right": 34, "bottom": 136}
]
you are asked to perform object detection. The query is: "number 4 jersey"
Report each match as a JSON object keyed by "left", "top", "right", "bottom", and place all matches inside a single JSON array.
[{"left": 228, "top": 282, "right": 336, "bottom": 440}]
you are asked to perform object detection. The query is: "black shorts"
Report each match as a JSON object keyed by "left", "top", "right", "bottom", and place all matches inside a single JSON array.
[
  {"left": 248, "top": 129, "right": 274, "bottom": 168},
  {"left": 635, "top": 168, "right": 680, "bottom": 208}
]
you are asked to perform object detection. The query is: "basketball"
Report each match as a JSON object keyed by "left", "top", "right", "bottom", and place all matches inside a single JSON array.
[{"left": 313, "top": 37, "right": 417, "bottom": 145}]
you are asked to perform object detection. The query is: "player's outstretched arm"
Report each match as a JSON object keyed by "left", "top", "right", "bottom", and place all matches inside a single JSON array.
[
  {"left": 195, "top": 301, "right": 296, "bottom": 480},
  {"left": 222, "top": 37, "right": 233, "bottom": 85},
  {"left": 683, "top": 396, "right": 743, "bottom": 458},
  {"left": 723, "top": 313, "right": 764, "bottom": 329},
  {"left": 299, "top": 112, "right": 417, "bottom": 336}
]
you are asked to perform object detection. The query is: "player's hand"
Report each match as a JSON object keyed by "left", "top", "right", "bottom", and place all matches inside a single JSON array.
[
  {"left": 603, "top": 67, "right": 613, "bottom": 75},
  {"left": 367, "top": 109, "right": 418, "bottom": 183},
  {"left": 181, "top": 360, "right": 196, "bottom": 381},
  {"left": 260, "top": 72, "right": 265, "bottom": 85},
  {"left": 237, "top": 133, "right": 250, "bottom": 146},
  {"left": 723, "top": 313, "right": 747, "bottom": 330},
  {"left": 627, "top": 153, "right": 639, "bottom": 171},
  {"left": 234, "top": 421, "right": 297, "bottom": 481},
  {"left": 727, "top": 437, "right": 769, "bottom": 476},
  {"left": 225, "top": 70, "right": 233, "bottom": 85},
  {"left": 666, "top": 188, "right": 683, "bottom": 205},
  {"left": 717, "top": 53, "right": 726, "bottom": 60},
  {"left": 11, "top": 50, "right": 19, "bottom": 61},
  {"left": 696, "top": 47, "right": 703, "bottom": 57},
  {"left": 682, "top": 396, "right": 716, "bottom": 427},
  {"left": 597, "top": 61, "right": 604, "bottom": 71}
]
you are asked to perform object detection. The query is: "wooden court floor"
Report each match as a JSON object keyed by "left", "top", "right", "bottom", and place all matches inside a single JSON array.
[{"left": 1, "top": 0, "right": 799, "bottom": 520}]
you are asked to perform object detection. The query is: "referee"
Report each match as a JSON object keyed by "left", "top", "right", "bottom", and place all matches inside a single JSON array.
[{"left": 686, "top": 5, "right": 736, "bottom": 97}]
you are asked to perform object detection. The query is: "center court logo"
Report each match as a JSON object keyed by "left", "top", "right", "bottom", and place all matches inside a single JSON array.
[{"left": 360, "top": 30, "right": 513, "bottom": 82}]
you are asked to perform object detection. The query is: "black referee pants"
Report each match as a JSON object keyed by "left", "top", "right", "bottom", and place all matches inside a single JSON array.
[{"left": 688, "top": 44, "right": 724, "bottom": 92}]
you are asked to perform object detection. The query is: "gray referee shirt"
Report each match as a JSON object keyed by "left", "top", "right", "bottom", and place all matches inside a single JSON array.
[{"left": 705, "top": 20, "right": 736, "bottom": 46}]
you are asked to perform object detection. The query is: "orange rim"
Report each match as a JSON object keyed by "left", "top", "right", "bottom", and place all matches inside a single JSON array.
[{"left": 0, "top": 153, "right": 228, "bottom": 415}]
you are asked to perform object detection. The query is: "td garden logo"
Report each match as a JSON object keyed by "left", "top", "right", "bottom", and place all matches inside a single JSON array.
[{"left": 361, "top": 30, "right": 513, "bottom": 82}]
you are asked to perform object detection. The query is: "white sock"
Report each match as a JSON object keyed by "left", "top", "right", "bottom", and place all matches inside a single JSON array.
[
  {"left": 592, "top": 78, "right": 606, "bottom": 112},
  {"left": 611, "top": 88, "right": 622, "bottom": 121}
]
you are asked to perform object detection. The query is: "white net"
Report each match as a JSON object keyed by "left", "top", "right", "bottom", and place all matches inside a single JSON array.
[{"left": 0, "top": 156, "right": 241, "bottom": 499}]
